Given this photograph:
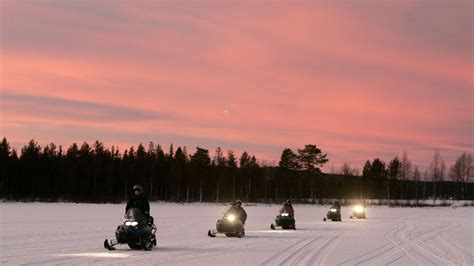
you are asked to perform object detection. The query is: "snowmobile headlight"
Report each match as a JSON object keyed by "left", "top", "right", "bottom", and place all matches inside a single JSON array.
[
  {"left": 330, "top": 208, "right": 338, "bottom": 212},
  {"left": 226, "top": 214, "right": 236, "bottom": 222},
  {"left": 125, "top": 221, "right": 138, "bottom": 226},
  {"left": 281, "top": 213, "right": 289, "bottom": 217},
  {"left": 353, "top": 205, "right": 364, "bottom": 213}
]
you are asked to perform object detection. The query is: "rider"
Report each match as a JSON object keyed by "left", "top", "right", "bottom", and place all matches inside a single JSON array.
[
  {"left": 126, "top": 184, "right": 153, "bottom": 225},
  {"left": 332, "top": 200, "right": 341, "bottom": 210},
  {"left": 227, "top": 200, "right": 247, "bottom": 224},
  {"left": 279, "top": 200, "right": 294, "bottom": 215}
]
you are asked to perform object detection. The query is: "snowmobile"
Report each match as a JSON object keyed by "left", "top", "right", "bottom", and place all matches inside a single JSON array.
[
  {"left": 271, "top": 212, "right": 296, "bottom": 230},
  {"left": 104, "top": 208, "right": 157, "bottom": 250},
  {"left": 208, "top": 212, "right": 245, "bottom": 238},
  {"left": 323, "top": 207, "right": 342, "bottom": 222},
  {"left": 350, "top": 204, "right": 366, "bottom": 219}
]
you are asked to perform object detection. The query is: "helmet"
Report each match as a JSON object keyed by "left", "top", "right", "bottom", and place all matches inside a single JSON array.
[
  {"left": 132, "top": 184, "right": 143, "bottom": 192},
  {"left": 234, "top": 200, "right": 242, "bottom": 207},
  {"left": 284, "top": 200, "right": 292, "bottom": 206}
]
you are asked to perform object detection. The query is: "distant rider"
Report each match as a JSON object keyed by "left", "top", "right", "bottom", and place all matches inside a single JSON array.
[
  {"left": 332, "top": 200, "right": 341, "bottom": 210},
  {"left": 227, "top": 200, "right": 247, "bottom": 224},
  {"left": 126, "top": 184, "right": 153, "bottom": 225},
  {"left": 279, "top": 200, "right": 294, "bottom": 215}
]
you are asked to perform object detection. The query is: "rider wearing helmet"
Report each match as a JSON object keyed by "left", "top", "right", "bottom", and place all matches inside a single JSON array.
[
  {"left": 279, "top": 200, "right": 294, "bottom": 215},
  {"left": 227, "top": 200, "right": 247, "bottom": 224},
  {"left": 332, "top": 200, "right": 341, "bottom": 210},
  {"left": 126, "top": 184, "right": 152, "bottom": 224}
]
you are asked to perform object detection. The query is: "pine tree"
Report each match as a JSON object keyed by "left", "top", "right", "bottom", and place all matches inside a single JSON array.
[
  {"left": 279, "top": 148, "right": 299, "bottom": 170},
  {"left": 212, "top": 147, "right": 227, "bottom": 202},
  {"left": 227, "top": 150, "right": 238, "bottom": 200},
  {"left": 388, "top": 157, "right": 401, "bottom": 201},
  {"left": 0, "top": 138, "right": 11, "bottom": 197},
  {"left": 297, "top": 144, "right": 328, "bottom": 202},
  {"left": 190, "top": 147, "right": 211, "bottom": 202}
]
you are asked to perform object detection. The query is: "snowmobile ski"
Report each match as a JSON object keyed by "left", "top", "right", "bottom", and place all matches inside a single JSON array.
[
  {"left": 208, "top": 229, "right": 217, "bottom": 237},
  {"left": 104, "top": 239, "right": 116, "bottom": 250}
]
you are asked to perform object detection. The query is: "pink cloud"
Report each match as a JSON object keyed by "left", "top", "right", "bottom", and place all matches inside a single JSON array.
[{"left": 1, "top": 1, "right": 472, "bottom": 170}]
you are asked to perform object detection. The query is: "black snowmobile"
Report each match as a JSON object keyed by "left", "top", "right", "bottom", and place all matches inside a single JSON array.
[
  {"left": 271, "top": 212, "right": 296, "bottom": 230},
  {"left": 324, "top": 207, "right": 342, "bottom": 222},
  {"left": 208, "top": 212, "right": 245, "bottom": 238},
  {"left": 104, "top": 208, "right": 157, "bottom": 250}
]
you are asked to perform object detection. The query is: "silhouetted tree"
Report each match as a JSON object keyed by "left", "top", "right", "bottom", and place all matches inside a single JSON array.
[
  {"left": 387, "top": 157, "right": 401, "bottom": 201},
  {"left": 450, "top": 153, "right": 473, "bottom": 200},
  {"left": 212, "top": 147, "right": 226, "bottom": 203},
  {"left": 370, "top": 159, "right": 386, "bottom": 199},
  {"left": 362, "top": 160, "right": 372, "bottom": 198},
  {"left": 429, "top": 151, "right": 446, "bottom": 199},
  {"left": 297, "top": 145, "right": 328, "bottom": 172},
  {"left": 170, "top": 147, "right": 187, "bottom": 201},
  {"left": 412, "top": 165, "right": 421, "bottom": 202},
  {"left": 190, "top": 147, "right": 211, "bottom": 202},
  {"left": 155, "top": 144, "right": 167, "bottom": 200},
  {"left": 277, "top": 148, "right": 299, "bottom": 201},
  {"left": 2, "top": 137, "right": 471, "bottom": 203},
  {"left": 0, "top": 138, "right": 12, "bottom": 197},
  {"left": 21, "top": 140, "right": 41, "bottom": 197},
  {"left": 227, "top": 150, "right": 238, "bottom": 200},
  {"left": 399, "top": 151, "right": 412, "bottom": 200},
  {"left": 339, "top": 162, "right": 359, "bottom": 176},
  {"left": 297, "top": 145, "right": 328, "bottom": 202},
  {"left": 279, "top": 148, "right": 299, "bottom": 170}
]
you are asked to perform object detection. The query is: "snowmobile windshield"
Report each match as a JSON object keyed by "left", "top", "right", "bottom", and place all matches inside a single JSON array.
[{"left": 123, "top": 208, "right": 148, "bottom": 224}]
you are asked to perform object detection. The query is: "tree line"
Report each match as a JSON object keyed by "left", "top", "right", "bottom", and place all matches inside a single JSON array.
[{"left": 0, "top": 137, "right": 472, "bottom": 202}]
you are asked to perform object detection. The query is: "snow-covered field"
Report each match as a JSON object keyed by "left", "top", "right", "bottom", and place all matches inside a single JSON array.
[{"left": 1, "top": 202, "right": 472, "bottom": 265}]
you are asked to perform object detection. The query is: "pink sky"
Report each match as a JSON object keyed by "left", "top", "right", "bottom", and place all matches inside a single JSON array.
[{"left": 1, "top": 0, "right": 472, "bottom": 170}]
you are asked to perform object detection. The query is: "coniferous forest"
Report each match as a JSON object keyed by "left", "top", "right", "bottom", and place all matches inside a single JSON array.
[{"left": 0, "top": 137, "right": 472, "bottom": 203}]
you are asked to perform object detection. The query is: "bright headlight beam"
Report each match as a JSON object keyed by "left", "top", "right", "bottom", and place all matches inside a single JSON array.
[
  {"left": 125, "top": 221, "right": 138, "bottom": 226},
  {"left": 353, "top": 205, "right": 364, "bottom": 213},
  {"left": 226, "top": 214, "right": 236, "bottom": 222}
]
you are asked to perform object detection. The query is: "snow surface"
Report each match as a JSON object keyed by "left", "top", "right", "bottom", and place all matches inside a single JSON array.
[{"left": 0, "top": 202, "right": 472, "bottom": 265}]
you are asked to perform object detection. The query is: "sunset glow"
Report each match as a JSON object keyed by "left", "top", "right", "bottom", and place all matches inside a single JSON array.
[{"left": 1, "top": 0, "right": 472, "bottom": 169}]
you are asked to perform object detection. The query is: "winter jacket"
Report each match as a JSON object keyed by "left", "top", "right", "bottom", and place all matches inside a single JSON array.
[
  {"left": 279, "top": 205, "right": 294, "bottom": 215},
  {"left": 126, "top": 195, "right": 150, "bottom": 216},
  {"left": 226, "top": 206, "right": 247, "bottom": 224}
]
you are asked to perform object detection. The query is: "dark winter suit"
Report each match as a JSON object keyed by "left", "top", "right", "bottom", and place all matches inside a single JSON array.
[
  {"left": 227, "top": 206, "right": 248, "bottom": 224},
  {"left": 126, "top": 195, "right": 150, "bottom": 216},
  {"left": 279, "top": 205, "right": 294, "bottom": 215}
]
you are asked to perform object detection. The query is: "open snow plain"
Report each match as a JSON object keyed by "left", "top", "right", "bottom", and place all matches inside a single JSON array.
[{"left": 1, "top": 202, "right": 472, "bottom": 265}]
